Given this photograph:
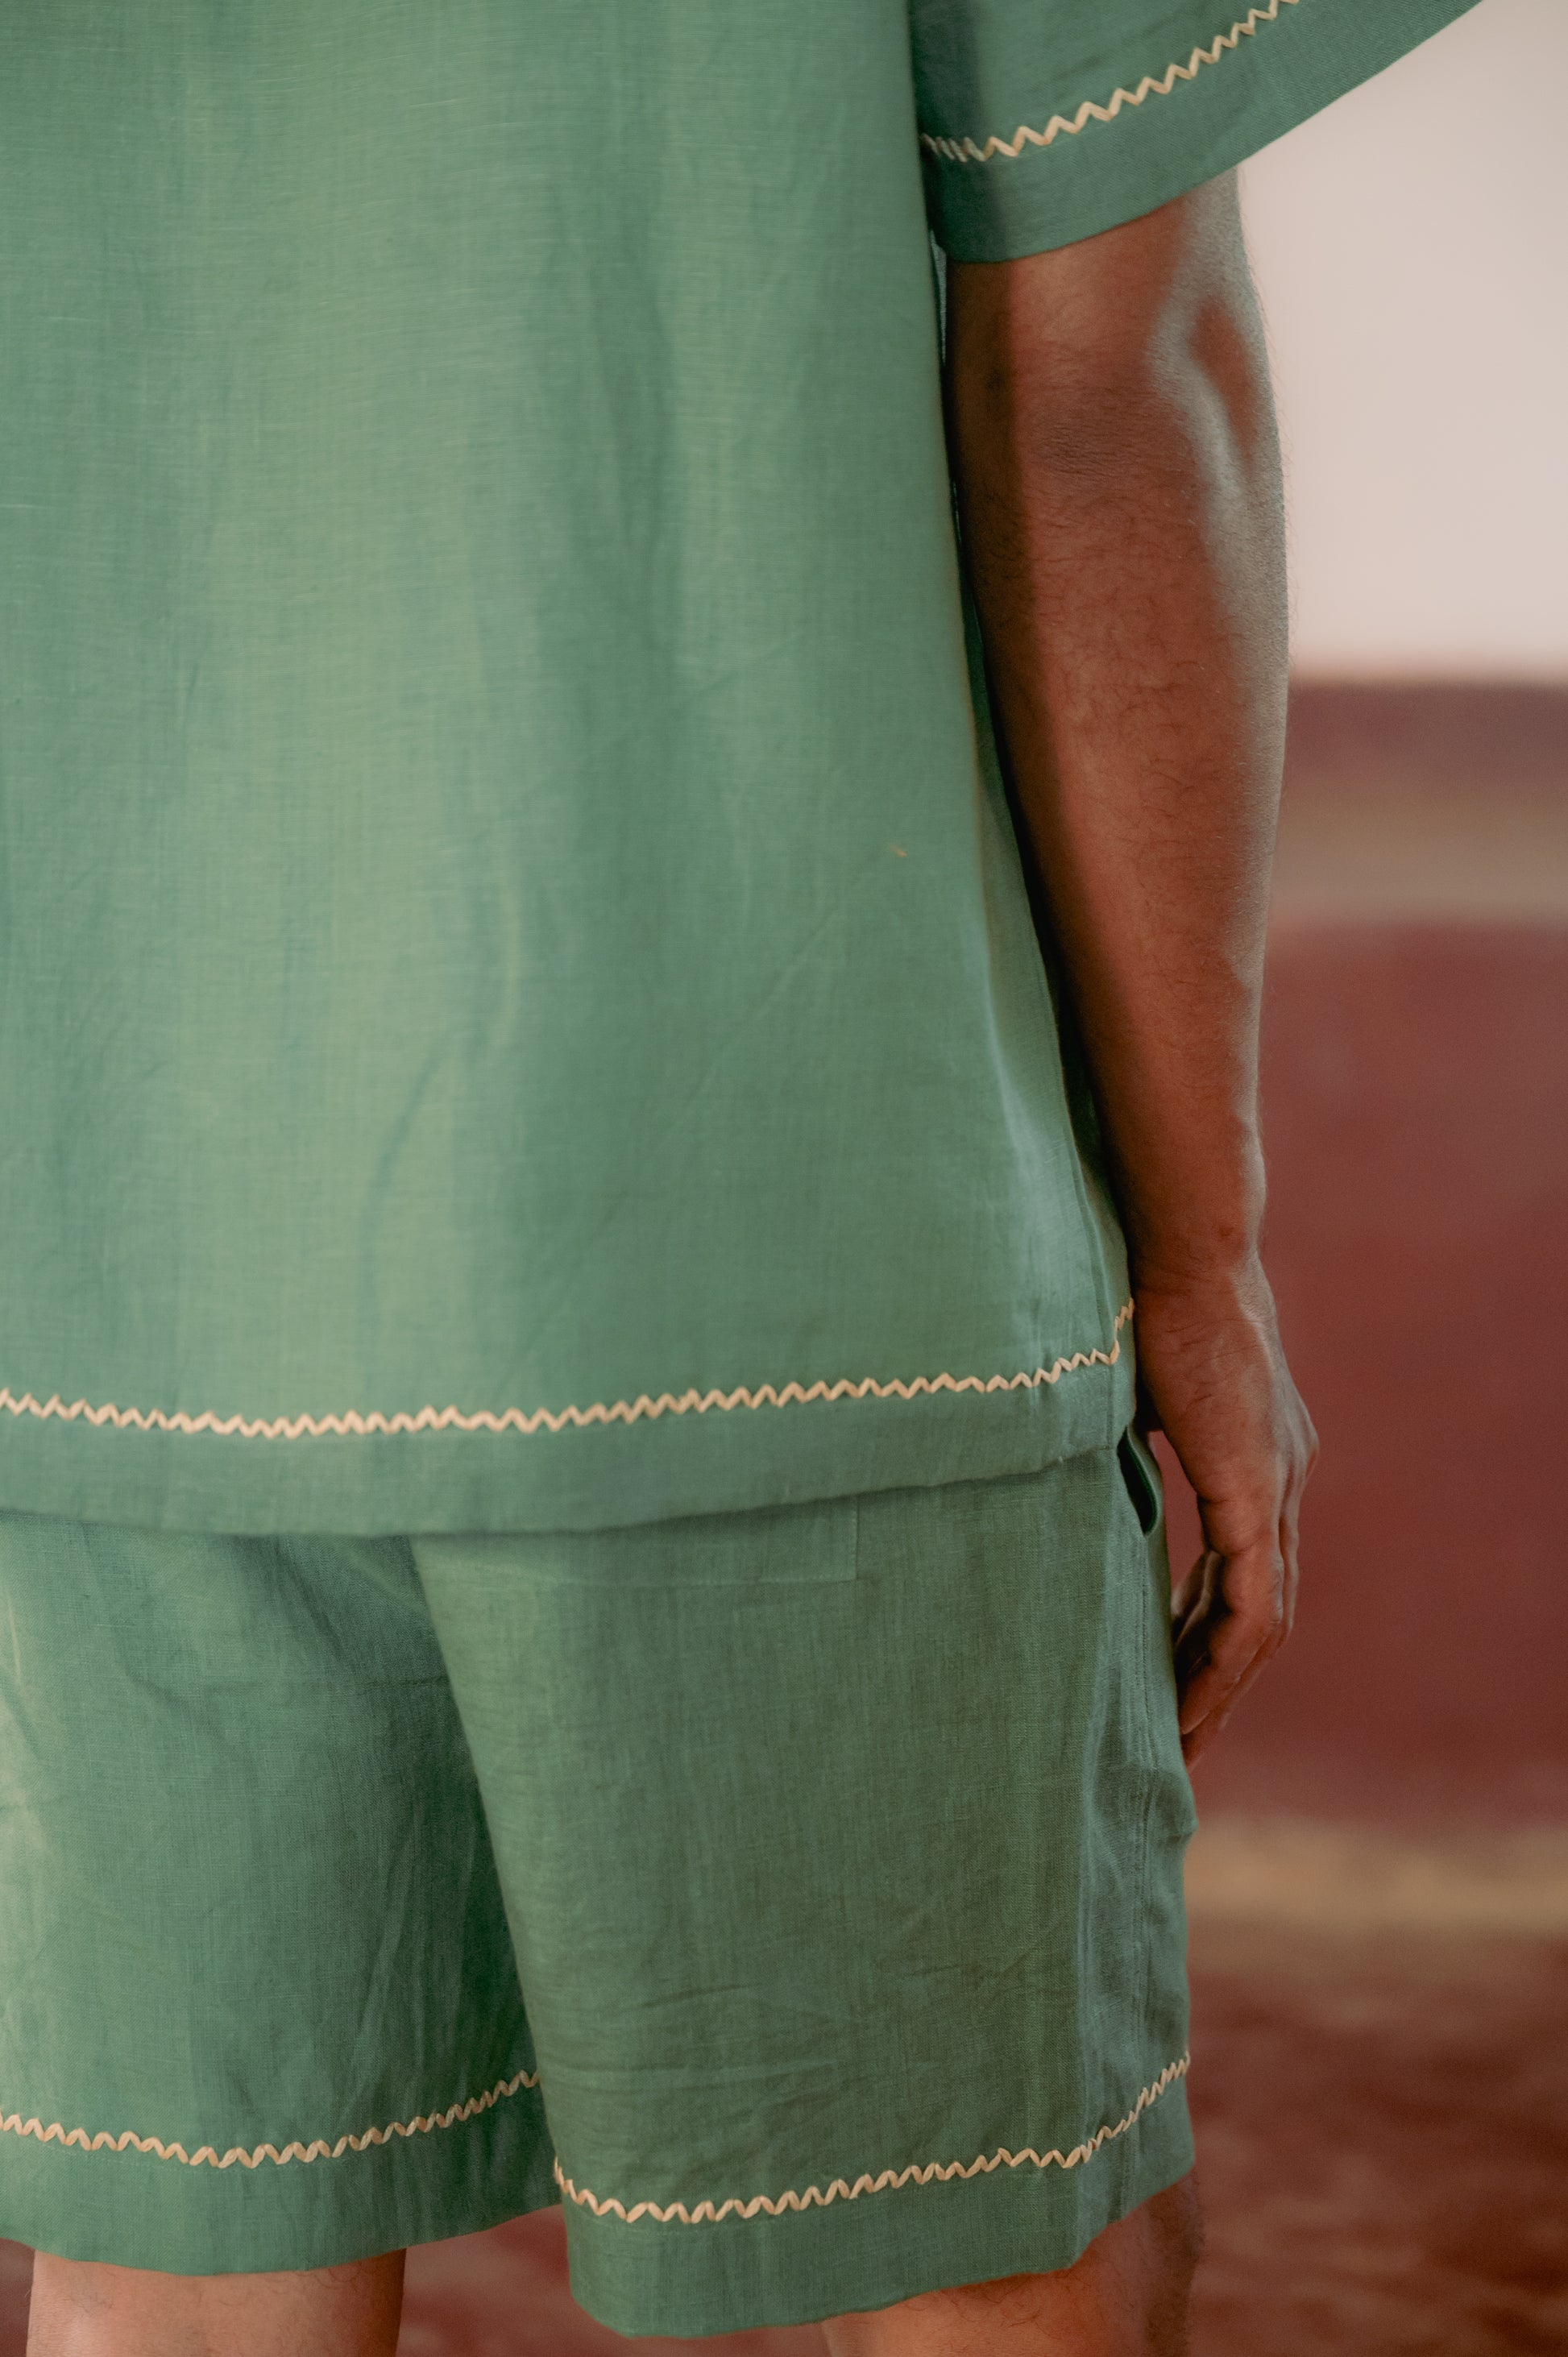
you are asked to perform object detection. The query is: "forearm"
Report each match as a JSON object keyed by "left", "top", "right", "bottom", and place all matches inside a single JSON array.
[{"left": 947, "top": 178, "right": 1286, "bottom": 1291}]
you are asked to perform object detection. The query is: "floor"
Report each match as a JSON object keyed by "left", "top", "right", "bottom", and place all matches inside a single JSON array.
[
  {"left": 1184, "top": 1915, "right": 1568, "bottom": 2357},
  {"left": 2, "top": 686, "right": 1564, "bottom": 2352}
]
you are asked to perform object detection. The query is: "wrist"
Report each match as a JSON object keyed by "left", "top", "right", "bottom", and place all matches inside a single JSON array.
[{"left": 1113, "top": 1138, "right": 1267, "bottom": 1302}]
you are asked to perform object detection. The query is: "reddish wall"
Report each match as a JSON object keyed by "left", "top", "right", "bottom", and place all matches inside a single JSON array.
[{"left": 1171, "top": 923, "right": 1568, "bottom": 1823}]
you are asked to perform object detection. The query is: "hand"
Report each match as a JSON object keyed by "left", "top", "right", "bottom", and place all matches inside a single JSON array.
[{"left": 1130, "top": 1256, "right": 1317, "bottom": 1765}]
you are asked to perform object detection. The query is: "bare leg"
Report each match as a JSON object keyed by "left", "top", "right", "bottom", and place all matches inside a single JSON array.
[
  {"left": 27, "top": 2250, "right": 405, "bottom": 2357},
  {"left": 824, "top": 2176, "right": 1202, "bottom": 2357}
]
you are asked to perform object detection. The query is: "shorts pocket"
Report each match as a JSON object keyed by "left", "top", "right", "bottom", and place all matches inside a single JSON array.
[{"left": 1116, "top": 1425, "right": 1164, "bottom": 1539}]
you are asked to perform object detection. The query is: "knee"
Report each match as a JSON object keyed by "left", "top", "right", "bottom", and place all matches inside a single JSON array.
[
  {"left": 1149, "top": 2168, "right": 1205, "bottom": 2284},
  {"left": 27, "top": 2250, "right": 406, "bottom": 2357}
]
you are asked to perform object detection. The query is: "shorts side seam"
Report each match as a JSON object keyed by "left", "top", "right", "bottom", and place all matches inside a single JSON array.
[
  {"left": 554, "top": 2053, "right": 1189, "bottom": 2226},
  {"left": 0, "top": 2068, "right": 541, "bottom": 2172}
]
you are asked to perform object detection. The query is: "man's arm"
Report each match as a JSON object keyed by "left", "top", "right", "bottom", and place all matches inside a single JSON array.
[{"left": 945, "top": 172, "right": 1316, "bottom": 1763}]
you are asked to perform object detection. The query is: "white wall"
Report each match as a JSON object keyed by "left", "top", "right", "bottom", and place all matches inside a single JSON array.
[{"left": 1241, "top": 0, "right": 1568, "bottom": 681}]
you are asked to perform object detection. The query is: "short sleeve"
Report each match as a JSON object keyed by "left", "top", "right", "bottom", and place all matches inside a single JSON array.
[{"left": 911, "top": 0, "right": 1483, "bottom": 259}]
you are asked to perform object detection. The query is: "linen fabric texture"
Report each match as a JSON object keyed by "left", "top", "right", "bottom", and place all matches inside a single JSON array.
[
  {"left": 0, "top": 0, "right": 1477, "bottom": 1537},
  {"left": 0, "top": 1445, "right": 1193, "bottom": 2335}
]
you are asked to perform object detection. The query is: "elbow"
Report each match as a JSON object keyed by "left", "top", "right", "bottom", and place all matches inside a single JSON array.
[
  {"left": 953, "top": 283, "right": 1276, "bottom": 500},
  {"left": 946, "top": 176, "right": 1276, "bottom": 483}
]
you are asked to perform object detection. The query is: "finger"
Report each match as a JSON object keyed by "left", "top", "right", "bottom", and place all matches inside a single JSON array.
[
  {"left": 1172, "top": 1601, "right": 1223, "bottom": 1699},
  {"left": 1280, "top": 1409, "right": 1317, "bottom": 1611},
  {"left": 1177, "top": 1650, "right": 1262, "bottom": 1741},
  {"left": 1179, "top": 1612, "right": 1288, "bottom": 1759},
  {"left": 1276, "top": 1502, "right": 1304, "bottom": 1641},
  {"left": 1180, "top": 1620, "right": 1288, "bottom": 1761},
  {"left": 1174, "top": 1545, "right": 1285, "bottom": 1733},
  {"left": 1172, "top": 1551, "right": 1226, "bottom": 1699},
  {"left": 1278, "top": 1534, "right": 1300, "bottom": 1641},
  {"left": 1177, "top": 1598, "right": 1280, "bottom": 1728},
  {"left": 1181, "top": 1706, "right": 1231, "bottom": 1766},
  {"left": 1171, "top": 1547, "right": 1222, "bottom": 1635},
  {"left": 1180, "top": 1633, "right": 1280, "bottom": 1757},
  {"left": 1180, "top": 1709, "right": 1222, "bottom": 1766}
]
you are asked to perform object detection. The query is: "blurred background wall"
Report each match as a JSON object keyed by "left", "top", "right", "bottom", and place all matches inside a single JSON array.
[
  {"left": 1244, "top": 0, "right": 1568, "bottom": 681},
  {"left": 1164, "top": 7, "right": 1568, "bottom": 2343},
  {"left": 1167, "top": 0, "right": 1568, "bottom": 1832}
]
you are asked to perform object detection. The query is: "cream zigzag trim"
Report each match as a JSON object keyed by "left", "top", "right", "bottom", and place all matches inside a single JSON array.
[
  {"left": 0, "top": 2067, "right": 539, "bottom": 2172},
  {"left": 556, "top": 2054, "right": 1188, "bottom": 2226},
  {"left": 0, "top": 1305, "right": 1130, "bottom": 1444},
  {"left": 922, "top": 0, "right": 1298, "bottom": 164}
]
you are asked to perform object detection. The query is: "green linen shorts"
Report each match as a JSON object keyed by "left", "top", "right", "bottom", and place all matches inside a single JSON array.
[{"left": 0, "top": 1437, "right": 1196, "bottom": 2338}]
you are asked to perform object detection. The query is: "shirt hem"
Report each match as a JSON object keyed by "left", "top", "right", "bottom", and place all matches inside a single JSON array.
[{"left": 0, "top": 1360, "right": 1135, "bottom": 1533}]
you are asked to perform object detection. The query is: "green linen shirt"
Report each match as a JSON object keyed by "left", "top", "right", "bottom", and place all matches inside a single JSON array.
[{"left": 0, "top": 0, "right": 1475, "bottom": 1533}]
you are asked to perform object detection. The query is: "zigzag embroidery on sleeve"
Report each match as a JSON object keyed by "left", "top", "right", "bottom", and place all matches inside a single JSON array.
[{"left": 922, "top": 0, "right": 1300, "bottom": 163}]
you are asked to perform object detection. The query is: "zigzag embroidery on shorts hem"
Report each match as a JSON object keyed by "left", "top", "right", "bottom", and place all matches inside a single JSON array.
[
  {"left": 922, "top": 0, "right": 1299, "bottom": 164},
  {"left": 554, "top": 2053, "right": 1189, "bottom": 2226},
  {"left": 0, "top": 1305, "right": 1132, "bottom": 1445},
  {"left": 0, "top": 2068, "right": 540, "bottom": 2171}
]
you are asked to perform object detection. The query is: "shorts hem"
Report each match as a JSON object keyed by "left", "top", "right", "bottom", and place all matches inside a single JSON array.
[
  {"left": 0, "top": 2092, "right": 560, "bottom": 2277},
  {"left": 562, "top": 2085, "right": 1195, "bottom": 2338}
]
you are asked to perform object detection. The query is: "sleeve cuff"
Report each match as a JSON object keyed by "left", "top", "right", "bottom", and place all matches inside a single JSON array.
[{"left": 923, "top": 0, "right": 1484, "bottom": 260}]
